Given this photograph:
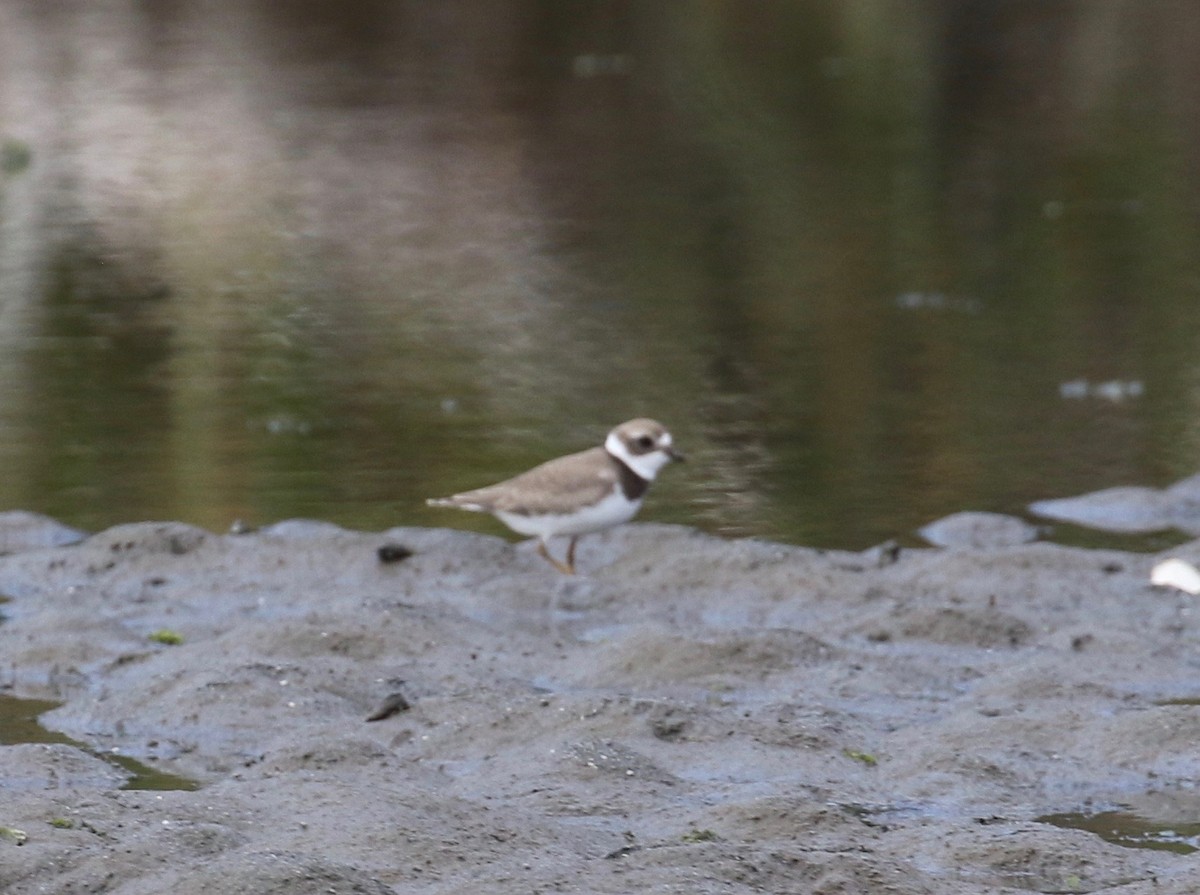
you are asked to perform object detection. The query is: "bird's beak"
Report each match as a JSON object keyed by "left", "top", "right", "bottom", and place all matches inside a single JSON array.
[{"left": 666, "top": 446, "right": 685, "bottom": 463}]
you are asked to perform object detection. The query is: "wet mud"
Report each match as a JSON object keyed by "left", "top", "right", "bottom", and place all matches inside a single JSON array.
[{"left": 2, "top": 513, "right": 1199, "bottom": 893}]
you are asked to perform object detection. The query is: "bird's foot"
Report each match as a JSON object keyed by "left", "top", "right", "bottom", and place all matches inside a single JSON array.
[{"left": 537, "top": 539, "right": 576, "bottom": 575}]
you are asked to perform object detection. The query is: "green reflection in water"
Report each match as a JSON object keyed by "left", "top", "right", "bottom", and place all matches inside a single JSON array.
[
  {"left": 0, "top": 695, "right": 198, "bottom": 792},
  {"left": 1039, "top": 809, "right": 1200, "bottom": 855},
  {"left": 1035, "top": 523, "right": 1193, "bottom": 554},
  {"left": 0, "top": 3, "right": 1199, "bottom": 550},
  {"left": 1, "top": 139, "right": 32, "bottom": 175}
]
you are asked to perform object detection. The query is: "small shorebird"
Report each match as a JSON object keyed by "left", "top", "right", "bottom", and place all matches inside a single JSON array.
[{"left": 427, "top": 418, "right": 683, "bottom": 574}]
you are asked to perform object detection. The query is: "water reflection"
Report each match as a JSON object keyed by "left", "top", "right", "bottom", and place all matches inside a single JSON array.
[
  {"left": 1, "top": 1, "right": 1198, "bottom": 549},
  {"left": 1040, "top": 805, "right": 1200, "bottom": 855},
  {"left": 0, "top": 694, "right": 197, "bottom": 791}
]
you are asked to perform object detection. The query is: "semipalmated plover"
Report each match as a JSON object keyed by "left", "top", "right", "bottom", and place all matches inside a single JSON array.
[{"left": 427, "top": 418, "right": 683, "bottom": 574}]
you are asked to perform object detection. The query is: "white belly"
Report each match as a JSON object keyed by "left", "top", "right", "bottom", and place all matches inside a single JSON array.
[{"left": 496, "top": 491, "right": 643, "bottom": 539}]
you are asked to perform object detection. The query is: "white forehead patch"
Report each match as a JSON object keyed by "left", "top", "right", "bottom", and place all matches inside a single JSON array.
[{"left": 606, "top": 429, "right": 673, "bottom": 480}]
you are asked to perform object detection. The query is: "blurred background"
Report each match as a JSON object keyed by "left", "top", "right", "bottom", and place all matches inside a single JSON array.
[{"left": 1, "top": 0, "right": 1198, "bottom": 550}]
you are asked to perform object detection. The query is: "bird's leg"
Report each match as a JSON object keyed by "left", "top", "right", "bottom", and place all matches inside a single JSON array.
[
  {"left": 565, "top": 536, "right": 579, "bottom": 574},
  {"left": 537, "top": 539, "right": 575, "bottom": 575}
]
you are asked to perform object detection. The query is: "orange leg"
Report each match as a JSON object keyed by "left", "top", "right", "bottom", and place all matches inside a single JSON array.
[{"left": 537, "top": 539, "right": 576, "bottom": 574}]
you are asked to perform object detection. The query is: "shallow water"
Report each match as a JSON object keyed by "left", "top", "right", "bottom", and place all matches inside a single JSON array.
[
  {"left": 1040, "top": 808, "right": 1200, "bottom": 856},
  {"left": 2, "top": 2, "right": 1199, "bottom": 549},
  {"left": 0, "top": 694, "right": 197, "bottom": 791}
]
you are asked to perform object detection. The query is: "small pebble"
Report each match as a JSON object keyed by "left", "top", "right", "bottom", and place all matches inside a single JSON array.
[
  {"left": 377, "top": 544, "right": 414, "bottom": 564},
  {"left": 366, "top": 691, "right": 412, "bottom": 722}
]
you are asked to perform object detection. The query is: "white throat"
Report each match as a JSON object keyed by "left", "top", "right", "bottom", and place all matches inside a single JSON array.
[{"left": 605, "top": 431, "right": 672, "bottom": 481}]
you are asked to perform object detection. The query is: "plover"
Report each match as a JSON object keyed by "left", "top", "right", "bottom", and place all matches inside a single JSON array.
[{"left": 426, "top": 418, "right": 683, "bottom": 574}]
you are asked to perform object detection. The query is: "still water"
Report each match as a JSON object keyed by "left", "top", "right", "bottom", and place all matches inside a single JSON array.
[
  {"left": 1, "top": 2, "right": 1199, "bottom": 550},
  {"left": 0, "top": 694, "right": 197, "bottom": 790}
]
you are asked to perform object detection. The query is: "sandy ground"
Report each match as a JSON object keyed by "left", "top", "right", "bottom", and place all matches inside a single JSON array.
[{"left": 2, "top": 510, "right": 1199, "bottom": 894}]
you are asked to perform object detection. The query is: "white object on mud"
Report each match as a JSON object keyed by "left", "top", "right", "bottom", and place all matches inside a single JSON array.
[{"left": 1149, "top": 558, "right": 1200, "bottom": 595}]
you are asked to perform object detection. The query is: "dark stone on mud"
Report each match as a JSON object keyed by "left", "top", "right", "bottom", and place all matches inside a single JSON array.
[
  {"left": 365, "top": 690, "right": 412, "bottom": 721},
  {"left": 376, "top": 543, "right": 414, "bottom": 564}
]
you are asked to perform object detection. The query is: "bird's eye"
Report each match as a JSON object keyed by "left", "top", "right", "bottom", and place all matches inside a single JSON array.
[{"left": 636, "top": 435, "right": 654, "bottom": 450}]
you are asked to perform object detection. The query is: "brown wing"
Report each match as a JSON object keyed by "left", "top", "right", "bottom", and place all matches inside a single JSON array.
[{"left": 445, "top": 447, "right": 619, "bottom": 516}]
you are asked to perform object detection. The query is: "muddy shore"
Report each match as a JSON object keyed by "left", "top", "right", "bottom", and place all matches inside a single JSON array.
[{"left": 2, "top": 511, "right": 1199, "bottom": 893}]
